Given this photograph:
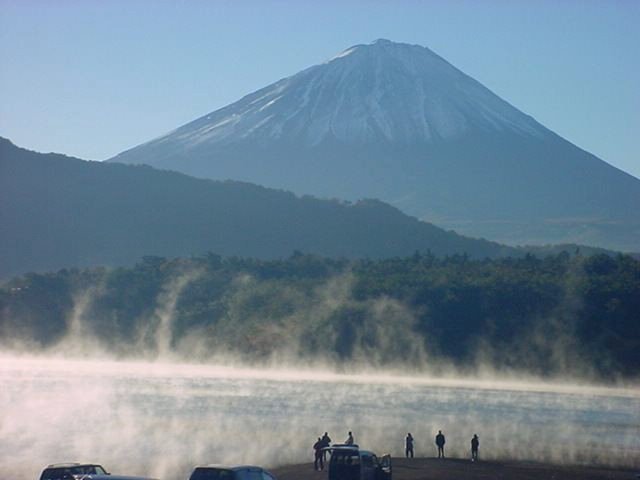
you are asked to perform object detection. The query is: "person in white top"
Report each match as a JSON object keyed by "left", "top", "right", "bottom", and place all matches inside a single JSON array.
[{"left": 345, "top": 431, "right": 354, "bottom": 445}]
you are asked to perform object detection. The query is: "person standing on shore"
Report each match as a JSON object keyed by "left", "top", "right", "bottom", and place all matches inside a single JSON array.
[
  {"left": 435, "top": 430, "right": 445, "bottom": 458},
  {"left": 313, "top": 437, "right": 324, "bottom": 471},
  {"left": 321, "top": 432, "right": 332, "bottom": 462},
  {"left": 405, "top": 433, "right": 414, "bottom": 458},
  {"left": 471, "top": 434, "right": 479, "bottom": 462}
]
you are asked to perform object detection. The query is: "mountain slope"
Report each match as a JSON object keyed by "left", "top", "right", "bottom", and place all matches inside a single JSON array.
[
  {"left": 0, "top": 137, "right": 515, "bottom": 279},
  {"left": 110, "top": 39, "right": 640, "bottom": 252}
]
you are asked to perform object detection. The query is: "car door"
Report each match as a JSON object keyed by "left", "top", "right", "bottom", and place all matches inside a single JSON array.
[
  {"left": 375, "top": 455, "right": 391, "bottom": 480},
  {"left": 361, "top": 453, "right": 374, "bottom": 480}
]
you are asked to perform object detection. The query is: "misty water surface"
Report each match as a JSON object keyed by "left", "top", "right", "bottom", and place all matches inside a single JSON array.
[{"left": 1, "top": 357, "right": 639, "bottom": 480}]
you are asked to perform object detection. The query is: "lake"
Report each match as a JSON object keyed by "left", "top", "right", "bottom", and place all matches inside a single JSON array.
[{"left": 1, "top": 356, "right": 638, "bottom": 480}]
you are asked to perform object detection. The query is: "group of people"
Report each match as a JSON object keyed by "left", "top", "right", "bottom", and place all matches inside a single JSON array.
[
  {"left": 312, "top": 431, "right": 355, "bottom": 470},
  {"left": 406, "top": 430, "right": 480, "bottom": 461},
  {"left": 312, "top": 432, "right": 332, "bottom": 471},
  {"left": 312, "top": 429, "right": 480, "bottom": 470}
]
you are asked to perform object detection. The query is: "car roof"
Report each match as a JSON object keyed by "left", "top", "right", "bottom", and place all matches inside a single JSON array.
[
  {"left": 45, "top": 464, "right": 102, "bottom": 469},
  {"left": 330, "top": 444, "right": 360, "bottom": 450},
  {"left": 194, "top": 465, "right": 264, "bottom": 472},
  {"left": 329, "top": 445, "right": 376, "bottom": 456},
  {"left": 82, "top": 476, "right": 156, "bottom": 480}
]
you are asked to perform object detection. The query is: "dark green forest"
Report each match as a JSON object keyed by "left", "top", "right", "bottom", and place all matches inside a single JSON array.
[{"left": 1, "top": 252, "right": 638, "bottom": 380}]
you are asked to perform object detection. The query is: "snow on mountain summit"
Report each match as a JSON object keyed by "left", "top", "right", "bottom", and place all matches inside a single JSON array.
[{"left": 142, "top": 39, "right": 545, "bottom": 151}]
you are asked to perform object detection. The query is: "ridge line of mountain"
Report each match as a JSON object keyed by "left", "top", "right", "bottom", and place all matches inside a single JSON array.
[{"left": 2, "top": 136, "right": 622, "bottom": 280}]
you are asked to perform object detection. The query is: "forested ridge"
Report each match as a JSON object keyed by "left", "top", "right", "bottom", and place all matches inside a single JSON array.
[
  {"left": 0, "top": 136, "right": 516, "bottom": 279},
  {"left": 1, "top": 251, "right": 638, "bottom": 379}
]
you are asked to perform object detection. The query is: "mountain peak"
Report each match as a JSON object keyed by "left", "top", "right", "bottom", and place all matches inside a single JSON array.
[
  {"left": 367, "top": 38, "right": 411, "bottom": 49},
  {"left": 120, "top": 39, "right": 544, "bottom": 153},
  {"left": 366, "top": 38, "right": 431, "bottom": 52},
  {"left": 328, "top": 38, "right": 437, "bottom": 64},
  {"left": 368, "top": 38, "right": 421, "bottom": 49}
]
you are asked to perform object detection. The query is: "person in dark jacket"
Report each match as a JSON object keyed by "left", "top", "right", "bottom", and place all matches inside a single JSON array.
[
  {"left": 321, "top": 432, "right": 332, "bottom": 462},
  {"left": 435, "top": 430, "right": 445, "bottom": 458},
  {"left": 405, "top": 433, "right": 414, "bottom": 458},
  {"left": 313, "top": 437, "right": 324, "bottom": 471},
  {"left": 471, "top": 434, "right": 479, "bottom": 461}
]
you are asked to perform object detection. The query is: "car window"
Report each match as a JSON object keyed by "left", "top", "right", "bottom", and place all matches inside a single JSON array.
[
  {"left": 261, "top": 471, "right": 275, "bottom": 480},
  {"left": 41, "top": 468, "right": 79, "bottom": 480},
  {"left": 40, "top": 468, "right": 64, "bottom": 480},
  {"left": 190, "top": 468, "right": 235, "bottom": 480},
  {"left": 236, "top": 469, "right": 263, "bottom": 480},
  {"left": 331, "top": 451, "right": 360, "bottom": 466},
  {"left": 362, "top": 455, "right": 373, "bottom": 468}
]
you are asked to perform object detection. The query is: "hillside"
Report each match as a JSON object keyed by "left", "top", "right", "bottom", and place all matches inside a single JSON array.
[
  {"left": 0, "top": 137, "right": 513, "bottom": 279},
  {"left": 110, "top": 40, "right": 640, "bottom": 252}
]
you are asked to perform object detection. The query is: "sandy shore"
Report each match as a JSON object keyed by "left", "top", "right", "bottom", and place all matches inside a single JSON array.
[{"left": 272, "top": 457, "right": 639, "bottom": 480}]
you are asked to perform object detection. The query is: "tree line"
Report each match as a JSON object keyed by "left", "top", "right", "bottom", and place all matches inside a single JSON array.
[{"left": 1, "top": 251, "right": 638, "bottom": 379}]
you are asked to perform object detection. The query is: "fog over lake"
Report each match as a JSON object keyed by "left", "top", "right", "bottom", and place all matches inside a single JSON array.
[{"left": 1, "top": 356, "right": 639, "bottom": 480}]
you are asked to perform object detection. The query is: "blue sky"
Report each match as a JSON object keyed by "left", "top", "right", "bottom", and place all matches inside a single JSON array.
[{"left": 1, "top": 0, "right": 638, "bottom": 178}]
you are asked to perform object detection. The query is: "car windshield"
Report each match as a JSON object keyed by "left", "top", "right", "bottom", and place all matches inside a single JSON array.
[
  {"left": 41, "top": 465, "right": 106, "bottom": 480},
  {"left": 331, "top": 451, "right": 360, "bottom": 466},
  {"left": 190, "top": 468, "right": 236, "bottom": 480}
]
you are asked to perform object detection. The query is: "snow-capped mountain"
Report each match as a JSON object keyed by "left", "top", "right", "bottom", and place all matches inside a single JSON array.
[
  {"left": 134, "top": 39, "right": 543, "bottom": 147},
  {"left": 111, "top": 39, "right": 640, "bottom": 252}
]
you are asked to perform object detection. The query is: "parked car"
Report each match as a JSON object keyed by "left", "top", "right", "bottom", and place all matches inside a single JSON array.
[
  {"left": 39, "top": 463, "right": 157, "bottom": 480},
  {"left": 39, "top": 463, "right": 109, "bottom": 480},
  {"left": 188, "top": 465, "right": 277, "bottom": 480},
  {"left": 327, "top": 445, "right": 391, "bottom": 480},
  {"left": 73, "top": 476, "right": 157, "bottom": 480}
]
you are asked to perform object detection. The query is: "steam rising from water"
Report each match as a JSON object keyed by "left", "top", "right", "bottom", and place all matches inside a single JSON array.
[
  {"left": 1, "top": 356, "right": 638, "bottom": 480},
  {"left": 3, "top": 265, "right": 631, "bottom": 380},
  {"left": 2, "top": 267, "right": 639, "bottom": 479}
]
